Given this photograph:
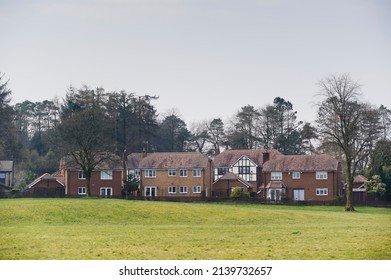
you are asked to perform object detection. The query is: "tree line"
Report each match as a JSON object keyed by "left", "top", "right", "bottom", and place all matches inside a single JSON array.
[{"left": 1, "top": 72, "right": 391, "bottom": 206}]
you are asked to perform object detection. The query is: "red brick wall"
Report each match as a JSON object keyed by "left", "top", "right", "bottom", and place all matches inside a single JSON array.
[
  {"left": 263, "top": 171, "right": 339, "bottom": 201},
  {"left": 213, "top": 179, "right": 252, "bottom": 197},
  {"left": 66, "top": 170, "right": 122, "bottom": 197}
]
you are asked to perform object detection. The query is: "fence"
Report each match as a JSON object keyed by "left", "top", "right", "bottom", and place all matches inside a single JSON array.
[{"left": 1, "top": 191, "right": 390, "bottom": 207}]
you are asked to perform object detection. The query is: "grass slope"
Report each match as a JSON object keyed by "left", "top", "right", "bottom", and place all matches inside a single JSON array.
[{"left": 0, "top": 198, "right": 390, "bottom": 260}]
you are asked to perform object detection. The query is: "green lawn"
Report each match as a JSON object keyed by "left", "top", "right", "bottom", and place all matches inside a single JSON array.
[{"left": 0, "top": 198, "right": 390, "bottom": 260}]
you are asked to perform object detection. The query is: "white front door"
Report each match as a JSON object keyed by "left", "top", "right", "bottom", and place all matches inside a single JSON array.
[
  {"left": 293, "top": 189, "right": 304, "bottom": 201},
  {"left": 100, "top": 187, "right": 112, "bottom": 198},
  {"left": 268, "top": 189, "right": 283, "bottom": 201}
]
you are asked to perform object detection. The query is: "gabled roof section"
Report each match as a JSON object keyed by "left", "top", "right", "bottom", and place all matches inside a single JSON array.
[
  {"left": 139, "top": 152, "right": 210, "bottom": 169},
  {"left": 262, "top": 154, "right": 339, "bottom": 172},
  {"left": 264, "top": 181, "right": 286, "bottom": 189},
  {"left": 214, "top": 172, "right": 253, "bottom": 189},
  {"left": 126, "top": 153, "right": 143, "bottom": 169},
  {"left": 354, "top": 175, "right": 367, "bottom": 184},
  {"left": 0, "top": 161, "right": 14, "bottom": 172},
  {"left": 25, "top": 173, "right": 65, "bottom": 190},
  {"left": 214, "top": 149, "right": 282, "bottom": 168}
]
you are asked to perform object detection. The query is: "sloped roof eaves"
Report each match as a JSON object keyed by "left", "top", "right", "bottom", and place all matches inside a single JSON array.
[
  {"left": 25, "top": 173, "right": 65, "bottom": 190},
  {"left": 353, "top": 175, "right": 367, "bottom": 183},
  {"left": 214, "top": 149, "right": 281, "bottom": 167},
  {"left": 262, "top": 154, "right": 339, "bottom": 172},
  {"left": 265, "top": 181, "right": 286, "bottom": 189},
  {"left": 214, "top": 172, "right": 253, "bottom": 189},
  {"left": 139, "top": 152, "right": 210, "bottom": 169}
]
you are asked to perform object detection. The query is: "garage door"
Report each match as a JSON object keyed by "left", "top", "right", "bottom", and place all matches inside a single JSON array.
[{"left": 293, "top": 189, "right": 304, "bottom": 201}]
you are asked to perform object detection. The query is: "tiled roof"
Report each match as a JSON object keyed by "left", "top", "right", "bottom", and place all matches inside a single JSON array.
[
  {"left": 265, "top": 181, "right": 286, "bottom": 189},
  {"left": 353, "top": 175, "right": 367, "bottom": 183},
  {"left": 214, "top": 149, "right": 282, "bottom": 167},
  {"left": 25, "top": 173, "right": 65, "bottom": 190},
  {"left": 262, "top": 154, "right": 339, "bottom": 172},
  {"left": 214, "top": 172, "right": 253, "bottom": 189},
  {"left": 138, "top": 152, "right": 210, "bottom": 169},
  {"left": 126, "top": 153, "right": 143, "bottom": 169}
]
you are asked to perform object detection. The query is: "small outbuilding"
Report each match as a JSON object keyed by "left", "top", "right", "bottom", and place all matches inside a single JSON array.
[{"left": 24, "top": 172, "right": 65, "bottom": 197}]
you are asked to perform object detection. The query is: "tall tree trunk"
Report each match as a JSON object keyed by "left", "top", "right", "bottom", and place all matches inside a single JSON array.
[
  {"left": 86, "top": 170, "right": 92, "bottom": 197},
  {"left": 344, "top": 160, "right": 355, "bottom": 211}
]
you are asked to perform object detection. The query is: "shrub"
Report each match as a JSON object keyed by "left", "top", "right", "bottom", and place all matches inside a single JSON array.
[{"left": 230, "top": 186, "right": 250, "bottom": 200}]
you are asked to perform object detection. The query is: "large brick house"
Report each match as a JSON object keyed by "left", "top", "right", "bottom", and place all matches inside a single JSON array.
[
  {"left": 213, "top": 149, "right": 282, "bottom": 196},
  {"left": 128, "top": 152, "right": 213, "bottom": 199},
  {"left": 261, "top": 154, "right": 342, "bottom": 201},
  {"left": 61, "top": 154, "right": 123, "bottom": 198}
]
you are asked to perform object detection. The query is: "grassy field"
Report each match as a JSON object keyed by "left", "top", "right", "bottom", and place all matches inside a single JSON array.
[{"left": 0, "top": 198, "right": 390, "bottom": 260}]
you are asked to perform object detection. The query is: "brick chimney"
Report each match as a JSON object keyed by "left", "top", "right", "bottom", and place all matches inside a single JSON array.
[
  {"left": 263, "top": 151, "right": 270, "bottom": 163},
  {"left": 142, "top": 148, "right": 148, "bottom": 159}
]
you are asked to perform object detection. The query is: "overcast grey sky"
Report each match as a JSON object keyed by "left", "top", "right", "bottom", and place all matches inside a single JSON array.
[{"left": 1, "top": 0, "right": 390, "bottom": 125}]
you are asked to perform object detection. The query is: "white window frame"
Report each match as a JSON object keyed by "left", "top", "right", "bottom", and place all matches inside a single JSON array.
[
  {"left": 271, "top": 172, "right": 282, "bottom": 180},
  {"left": 316, "top": 188, "right": 328, "bottom": 196},
  {"left": 292, "top": 171, "right": 301, "bottom": 179},
  {"left": 192, "top": 169, "right": 201, "bottom": 177},
  {"left": 78, "top": 187, "right": 86, "bottom": 195},
  {"left": 100, "top": 170, "right": 113, "bottom": 180},
  {"left": 168, "top": 186, "right": 176, "bottom": 194},
  {"left": 179, "top": 169, "right": 188, "bottom": 177},
  {"left": 179, "top": 186, "right": 188, "bottom": 193},
  {"left": 193, "top": 186, "right": 201, "bottom": 193},
  {"left": 316, "top": 171, "right": 328, "bottom": 180},
  {"left": 78, "top": 171, "right": 86, "bottom": 180},
  {"left": 145, "top": 169, "right": 156, "bottom": 178},
  {"left": 128, "top": 169, "right": 141, "bottom": 178},
  {"left": 168, "top": 169, "right": 176, "bottom": 177}
]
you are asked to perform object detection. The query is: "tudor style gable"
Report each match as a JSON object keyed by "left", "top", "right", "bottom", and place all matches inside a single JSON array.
[
  {"left": 212, "top": 149, "right": 282, "bottom": 197},
  {"left": 231, "top": 155, "right": 257, "bottom": 182}
]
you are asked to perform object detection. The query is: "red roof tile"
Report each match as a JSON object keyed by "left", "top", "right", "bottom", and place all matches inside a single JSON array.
[
  {"left": 214, "top": 172, "right": 253, "bottom": 188},
  {"left": 354, "top": 175, "right": 367, "bottom": 183},
  {"left": 214, "top": 149, "right": 282, "bottom": 167},
  {"left": 262, "top": 154, "right": 339, "bottom": 172},
  {"left": 138, "top": 152, "right": 210, "bottom": 169},
  {"left": 126, "top": 153, "right": 143, "bottom": 169}
]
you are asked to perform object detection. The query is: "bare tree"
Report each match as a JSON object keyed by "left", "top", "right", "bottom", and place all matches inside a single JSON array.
[
  {"left": 316, "top": 74, "right": 382, "bottom": 211},
  {"left": 189, "top": 121, "right": 210, "bottom": 153}
]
